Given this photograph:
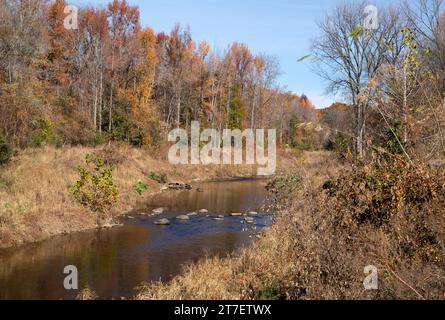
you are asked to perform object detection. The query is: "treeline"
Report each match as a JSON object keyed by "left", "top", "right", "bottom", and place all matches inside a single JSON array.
[{"left": 0, "top": 0, "right": 316, "bottom": 154}]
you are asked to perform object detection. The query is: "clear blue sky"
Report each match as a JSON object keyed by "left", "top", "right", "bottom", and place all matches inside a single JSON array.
[{"left": 74, "top": 0, "right": 396, "bottom": 108}]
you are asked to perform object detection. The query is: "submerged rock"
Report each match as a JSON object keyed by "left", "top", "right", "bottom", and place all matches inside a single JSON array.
[
  {"left": 154, "top": 218, "right": 170, "bottom": 225},
  {"left": 187, "top": 212, "right": 198, "bottom": 216},
  {"left": 176, "top": 215, "right": 190, "bottom": 221},
  {"left": 213, "top": 216, "right": 225, "bottom": 221}
]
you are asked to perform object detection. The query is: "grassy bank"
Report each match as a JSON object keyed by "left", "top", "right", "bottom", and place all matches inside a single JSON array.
[
  {"left": 0, "top": 145, "right": 302, "bottom": 248},
  {"left": 136, "top": 153, "right": 445, "bottom": 300}
]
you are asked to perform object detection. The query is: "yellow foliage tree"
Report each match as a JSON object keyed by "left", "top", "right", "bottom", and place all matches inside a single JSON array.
[{"left": 119, "top": 27, "right": 159, "bottom": 145}]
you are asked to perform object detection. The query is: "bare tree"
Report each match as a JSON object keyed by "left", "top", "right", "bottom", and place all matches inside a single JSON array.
[
  {"left": 0, "top": 0, "right": 47, "bottom": 85},
  {"left": 311, "top": 1, "right": 406, "bottom": 157}
]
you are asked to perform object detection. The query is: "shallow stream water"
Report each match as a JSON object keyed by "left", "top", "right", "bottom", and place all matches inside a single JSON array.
[{"left": 0, "top": 178, "right": 272, "bottom": 300}]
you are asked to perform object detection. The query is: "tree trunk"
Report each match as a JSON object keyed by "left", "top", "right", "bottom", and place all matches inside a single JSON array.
[
  {"left": 403, "top": 63, "right": 408, "bottom": 143},
  {"left": 99, "top": 70, "right": 103, "bottom": 133},
  {"left": 176, "top": 94, "right": 181, "bottom": 128},
  {"left": 356, "top": 102, "right": 365, "bottom": 158},
  {"left": 93, "top": 74, "right": 98, "bottom": 131},
  {"left": 109, "top": 49, "right": 115, "bottom": 133}
]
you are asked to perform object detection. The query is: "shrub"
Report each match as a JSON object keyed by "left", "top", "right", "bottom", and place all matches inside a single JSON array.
[
  {"left": 383, "top": 119, "right": 408, "bottom": 155},
  {"left": 0, "top": 135, "right": 13, "bottom": 165},
  {"left": 266, "top": 176, "right": 301, "bottom": 195},
  {"left": 266, "top": 175, "right": 301, "bottom": 206},
  {"left": 28, "top": 118, "right": 61, "bottom": 147},
  {"left": 323, "top": 132, "right": 353, "bottom": 159},
  {"left": 71, "top": 154, "right": 119, "bottom": 220},
  {"left": 327, "top": 154, "right": 445, "bottom": 228},
  {"left": 85, "top": 132, "right": 110, "bottom": 147},
  {"left": 0, "top": 176, "right": 12, "bottom": 189},
  {"left": 322, "top": 179, "right": 334, "bottom": 190},
  {"left": 263, "top": 154, "right": 445, "bottom": 299},
  {"left": 148, "top": 171, "right": 168, "bottom": 184},
  {"left": 112, "top": 113, "right": 145, "bottom": 147},
  {"left": 135, "top": 180, "right": 149, "bottom": 195}
]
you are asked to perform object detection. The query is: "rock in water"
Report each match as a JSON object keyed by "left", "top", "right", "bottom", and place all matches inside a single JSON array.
[
  {"left": 102, "top": 222, "right": 123, "bottom": 229},
  {"left": 248, "top": 211, "right": 258, "bottom": 216},
  {"left": 199, "top": 209, "right": 209, "bottom": 214},
  {"left": 152, "top": 208, "right": 165, "bottom": 215},
  {"left": 187, "top": 212, "right": 198, "bottom": 216},
  {"left": 154, "top": 218, "right": 170, "bottom": 225},
  {"left": 244, "top": 217, "right": 255, "bottom": 223},
  {"left": 213, "top": 216, "right": 224, "bottom": 221},
  {"left": 230, "top": 212, "right": 243, "bottom": 217},
  {"left": 176, "top": 215, "right": 190, "bottom": 221},
  {"left": 168, "top": 182, "right": 192, "bottom": 190}
]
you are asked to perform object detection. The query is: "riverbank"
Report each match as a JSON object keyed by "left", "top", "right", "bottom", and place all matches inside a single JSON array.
[
  {"left": 136, "top": 151, "right": 341, "bottom": 299},
  {"left": 0, "top": 144, "right": 304, "bottom": 248},
  {"left": 136, "top": 152, "right": 445, "bottom": 300}
]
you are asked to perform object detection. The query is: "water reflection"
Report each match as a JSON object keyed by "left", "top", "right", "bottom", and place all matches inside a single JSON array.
[{"left": 0, "top": 179, "right": 271, "bottom": 300}]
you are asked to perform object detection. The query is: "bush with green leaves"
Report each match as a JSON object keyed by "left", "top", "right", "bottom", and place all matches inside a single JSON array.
[
  {"left": 29, "top": 118, "right": 61, "bottom": 147},
  {"left": 323, "top": 132, "right": 353, "bottom": 159},
  {"left": 148, "top": 171, "right": 168, "bottom": 184},
  {"left": 71, "top": 154, "right": 119, "bottom": 219},
  {"left": 0, "top": 135, "right": 13, "bottom": 165},
  {"left": 266, "top": 176, "right": 301, "bottom": 195},
  {"left": 112, "top": 112, "right": 145, "bottom": 147},
  {"left": 383, "top": 119, "right": 408, "bottom": 155},
  {"left": 266, "top": 175, "right": 301, "bottom": 207},
  {"left": 135, "top": 180, "right": 149, "bottom": 195}
]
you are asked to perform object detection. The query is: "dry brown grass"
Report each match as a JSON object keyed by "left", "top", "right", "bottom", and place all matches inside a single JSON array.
[
  {"left": 0, "top": 144, "right": 304, "bottom": 248},
  {"left": 0, "top": 146, "right": 96, "bottom": 247},
  {"left": 136, "top": 151, "right": 341, "bottom": 300},
  {"left": 76, "top": 287, "right": 98, "bottom": 300},
  {"left": 136, "top": 152, "right": 445, "bottom": 300}
]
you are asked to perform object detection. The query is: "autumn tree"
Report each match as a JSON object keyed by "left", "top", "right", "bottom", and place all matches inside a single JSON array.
[
  {"left": 0, "top": 0, "right": 47, "bottom": 147},
  {"left": 121, "top": 27, "right": 159, "bottom": 145},
  {"left": 107, "top": 0, "right": 140, "bottom": 133}
]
